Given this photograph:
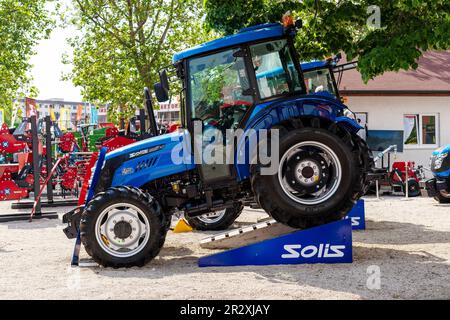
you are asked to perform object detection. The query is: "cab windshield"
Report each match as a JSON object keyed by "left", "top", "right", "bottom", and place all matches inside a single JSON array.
[
  {"left": 250, "top": 39, "right": 303, "bottom": 99},
  {"left": 188, "top": 48, "right": 253, "bottom": 130},
  {"left": 187, "top": 39, "right": 305, "bottom": 130}
]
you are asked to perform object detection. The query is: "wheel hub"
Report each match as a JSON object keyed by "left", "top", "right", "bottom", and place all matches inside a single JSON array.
[
  {"left": 285, "top": 151, "right": 329, "bottom": 193},
  {"left": 295, "top": 160, "right": 320, "bottom": 187},
  {"left": 278, "top": 141, "right": 342, "bottom": 205},
  {"left": 114, "top": 221, "right": 133, "bottom": 239},
  {"left": 301, "top": 166, "right": 315, "bottom": 179}
]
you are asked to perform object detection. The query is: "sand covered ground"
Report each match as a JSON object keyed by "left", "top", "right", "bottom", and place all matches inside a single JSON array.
[{"left": 0, "top": 196, "right": 449, "bottom": 300}]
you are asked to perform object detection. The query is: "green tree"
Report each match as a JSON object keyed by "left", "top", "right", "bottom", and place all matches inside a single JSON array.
[
  {"left": 0, "top": 0, "right": 54, "bottom": 123},
  {"left": 64, "top": 0, "right": 213, "bottom": 122},
  {"left": 204, "top": 0, "right": 450, "bottom": 81}
]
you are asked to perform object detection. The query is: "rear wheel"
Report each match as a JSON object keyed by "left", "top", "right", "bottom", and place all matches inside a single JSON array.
[
  {"left": 252, "top": 123, "right": 363, "bottom": 229},
  {"left": 434, "top": 190, "right": 450, "bottom": 203},
  {"left": 186, "top": 202, "right": 243, "bottom": 231},
  {"left": 80, "top": 186, "right": 168, "bottom": 268}
]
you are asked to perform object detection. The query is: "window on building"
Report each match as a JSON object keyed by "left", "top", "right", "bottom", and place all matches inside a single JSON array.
[{"left": 403, "top": 114, "right": 438, "bottom": 146}]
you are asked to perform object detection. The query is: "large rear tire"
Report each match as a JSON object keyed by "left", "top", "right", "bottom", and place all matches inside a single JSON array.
[
  {"left": 252, "top": 123, "right": 364, "bottom": 229},
  {"left": 80, "top": 186, "right": 168, "bottom": 268},
  {"left": 186, "top": 202, "right": 243, "bottom": 231}
]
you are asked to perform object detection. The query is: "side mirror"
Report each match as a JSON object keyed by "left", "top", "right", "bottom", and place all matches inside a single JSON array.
[
  {"left": 160, "top": 69, "right": 169, "bottom": 92},
  {"left": 154, "top": 82, "right": 169, "bottom": 102},
  {"left": 154, "top": 69, "right": 170, "bottom": 102}
]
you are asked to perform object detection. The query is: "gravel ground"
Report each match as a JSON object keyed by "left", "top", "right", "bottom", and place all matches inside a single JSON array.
[{"left": 0, "top": 196, "right": 449, "bottom": 300}]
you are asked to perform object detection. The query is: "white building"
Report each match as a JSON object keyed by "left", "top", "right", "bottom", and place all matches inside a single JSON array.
[
  {"left": 339, "top": 51, "right": 450, "bottom": 169},
  {"left": 12, "top": 98, "right": 108, "bottom": 128},
  {"left": 156, "top": 100, "right": 180, "bottom": 123}
]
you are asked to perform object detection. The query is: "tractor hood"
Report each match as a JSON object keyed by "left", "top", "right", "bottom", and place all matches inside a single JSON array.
[
  {"left": 104, "top": 130, "right": 182, "bottom": 162},
  {"left": 95, "top": 129, "right": 195, "bottom": 191}
]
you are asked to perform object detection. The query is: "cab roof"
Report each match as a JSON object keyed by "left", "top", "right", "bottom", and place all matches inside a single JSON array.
[
  {"left": 172, "top": 23, "right": 284, "bottom": 63},
  {"left": 300, "top": 60, "right": 330, "bottom": 71}
]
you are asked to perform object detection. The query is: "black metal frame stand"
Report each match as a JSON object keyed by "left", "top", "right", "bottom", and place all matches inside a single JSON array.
[
  {"left": 0, "top": 115, "right": 58, "bottom": 223},
  {"left": 10, "top": 116, "right": 80, "bottom": 210}
]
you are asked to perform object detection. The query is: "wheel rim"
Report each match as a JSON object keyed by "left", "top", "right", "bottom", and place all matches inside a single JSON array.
[
  {"left": 197, "top": 209, "right": 226, "bottom": 224},
  {"left": 278, "top": 141, "right": 342, "bottom": 205},
  {"left": 95, "top": 203, "right": 150, "bottom": 258}
]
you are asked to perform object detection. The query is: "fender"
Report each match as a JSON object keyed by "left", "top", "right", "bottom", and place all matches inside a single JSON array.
[{"left": 235, "top": 95, "right": 362, "bottom": 180}]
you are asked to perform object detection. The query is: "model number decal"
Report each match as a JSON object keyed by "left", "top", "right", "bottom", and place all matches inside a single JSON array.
[{"left": 129, "top": 145, "right": 163, "bottom": 159}]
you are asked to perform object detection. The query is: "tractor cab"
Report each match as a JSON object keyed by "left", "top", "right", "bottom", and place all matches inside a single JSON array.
[
  {"left": 154, "top": 22, "right": 308, "bottom": 184},
  {"left": 156, "top": 22, "right": 305, "bottom": 128}
]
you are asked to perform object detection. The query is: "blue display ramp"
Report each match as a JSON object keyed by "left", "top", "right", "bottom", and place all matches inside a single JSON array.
[
  {"left": 345, "top": 199, "right": 365, "bottom": 230},
  {"left": 198, "top": 218, "right": 352, "bottom": 267},
  {"left": 200, "top": 199, "right": 366, "bottom": 251}
]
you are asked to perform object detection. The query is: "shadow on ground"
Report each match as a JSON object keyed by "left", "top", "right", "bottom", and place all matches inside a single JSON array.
[
  {"left": 2, "top": 217, "right": 62, "bottom": 230},
  {"left": 356, "top": 219, "right": 450, "bottom": 245},
  {"left": 83, "top": 219, "right": 450, "bottom": 299}
]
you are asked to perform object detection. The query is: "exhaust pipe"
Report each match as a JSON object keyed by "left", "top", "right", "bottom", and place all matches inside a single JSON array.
[{"left": 144, "top": 87, "right": 158, "bottom": 137}]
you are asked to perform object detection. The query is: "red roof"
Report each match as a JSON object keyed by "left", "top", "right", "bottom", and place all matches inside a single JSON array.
[{"left": 338, "top": 51, "right": 450, "bottom": 94}]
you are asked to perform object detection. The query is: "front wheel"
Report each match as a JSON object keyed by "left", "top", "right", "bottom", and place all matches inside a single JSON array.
[
  {"left": 434, "top": 190, "right": 450, "bottom": 203},
  {"left": 80, "top": 186, "right": 168, "bottom": 268},
  {"left": 252, "top": 126, "right": 359, "bottom": 229},
  {"left": 186, "top": 202, "right": 243, "bottom": 231}
]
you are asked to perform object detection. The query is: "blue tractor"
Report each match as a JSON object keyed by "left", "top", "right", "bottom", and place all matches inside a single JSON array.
[
  {"left": 423, "top": 145, "right": 450, "bottom": 203},
  {"left": 63, "top": 21, "right": 373, "bottom": 267}
]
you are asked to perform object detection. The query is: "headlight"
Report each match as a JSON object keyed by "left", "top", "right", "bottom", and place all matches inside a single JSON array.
[
  {"left": 434, "top": 152, "right": 448, "bottom": 170},
  {"left": 343, "top": 108, "right": 357, "bottom": 121}
]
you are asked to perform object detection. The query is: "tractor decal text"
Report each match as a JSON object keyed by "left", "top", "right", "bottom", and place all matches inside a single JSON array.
[{"left": 281, "top": 243, "right": 346, "bottom": 259}]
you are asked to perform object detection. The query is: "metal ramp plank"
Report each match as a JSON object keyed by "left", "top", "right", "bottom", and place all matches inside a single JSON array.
[{"left": 200, "top": 219, "right": 297, "bottom": 250}]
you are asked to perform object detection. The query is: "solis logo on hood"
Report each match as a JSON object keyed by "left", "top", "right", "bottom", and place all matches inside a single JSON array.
[{"left": 281, "top": 243, "right": 346, "bottom": 259}]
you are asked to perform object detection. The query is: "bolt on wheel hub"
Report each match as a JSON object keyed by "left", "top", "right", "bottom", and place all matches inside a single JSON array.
[
  {"left": 294, "top": 159, "right": 322, "bottom": 187},
  {"left": 285, "top": 151, "right": 330, "bottom": 193},
  {"left": 113, "top": 221, "right": 133, "bottom": 239}
]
